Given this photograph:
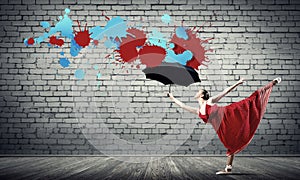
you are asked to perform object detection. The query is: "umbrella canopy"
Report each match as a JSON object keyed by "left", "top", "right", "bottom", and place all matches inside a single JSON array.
[{"left": 142, "top": 62, "right": 201, "bottom": 87}]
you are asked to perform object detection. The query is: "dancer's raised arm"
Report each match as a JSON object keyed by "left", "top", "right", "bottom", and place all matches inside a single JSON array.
[
  {"left": 210, "top": 78, "right": 245, "bottom": 103},
  {"left": 167, "top": 93, "right": 198, "bottom": 115}
]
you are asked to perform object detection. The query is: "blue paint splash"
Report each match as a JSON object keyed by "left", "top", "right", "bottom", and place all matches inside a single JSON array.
[
  {"left": 59, "top": 58, "right": 70, "bottom": 68},
  {"left": 148, "top": 29, "right": 167, "bottom": 49},
  {"left": 25, "top": 8, "right": 211, "bottom": 81},
  {"left": 176, "top": 27, "right": 188, "bottom": 40},
  {"left": 93, "top": 65, "right": 99, "bottom": 70},
  {"left": 164, "top": 49, "right": 193, "bottom": 65},
  {"left": 75, "top": 69, "right": 85, "bottom": 80},
  {"left": 70, "top": 38, "right": 82, "bottom": 57},
  {"left": 97, "top": 72, "right": 101, "bottom": 79},
  {"left": 104, "top": 38, "right": 118, "bottom": 49},
  {"left": 161, "top": 14, "right": 171, "bottom": 24},
  {"left": 169, "top": 43, "right": 175, "bottom": 49},
  {"left": 40, "top": 21, "right": 50, "bottom": 28},
  {"left": 48, "top": 8, "right": 73, "bottom": 38},
  {"left": 90, "top": 16, "right": 128, "bottom": 43},
  {"left": 23, "top": 39, "right": 30, "bottom": 46},
  {"left": 30, "top": 8, "right": 73, "bottom": 45}
]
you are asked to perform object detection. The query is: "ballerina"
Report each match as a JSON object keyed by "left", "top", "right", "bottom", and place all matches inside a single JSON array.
[{"left": 167, "top": 77, "right": 281, "bottom": 175}]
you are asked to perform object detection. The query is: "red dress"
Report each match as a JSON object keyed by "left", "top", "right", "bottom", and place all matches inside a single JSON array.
[{"left": 198, "top": 82, "right": 274, "bottom": 156}]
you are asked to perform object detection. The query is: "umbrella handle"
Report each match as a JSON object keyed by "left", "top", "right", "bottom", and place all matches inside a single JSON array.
[{"left": 169, "top": 84, "right": 172, "bottom": 108}]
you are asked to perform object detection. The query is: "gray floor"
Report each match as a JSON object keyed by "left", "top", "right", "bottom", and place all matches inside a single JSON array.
[{"left": 0, "top": 156, "right": 299, "bottom": 180}]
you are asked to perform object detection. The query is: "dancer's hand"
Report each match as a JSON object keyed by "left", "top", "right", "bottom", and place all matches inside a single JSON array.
[
  {"left": 167, "top": 92, "right": 174, "bottom": 100},
  {"left": 238, "top": 78, "right": 245, "bottom": 85}
]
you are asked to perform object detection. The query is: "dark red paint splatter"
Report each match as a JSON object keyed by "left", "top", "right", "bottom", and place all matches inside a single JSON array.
[
  {"left": 115, "top": 28, "right": 147, "bottom": 63},
  {"left": 27, "top": 38, "right": 35, "bottom": 45},
  {"left": 170, "top": 28, "right": 212, "bottom": 70},
  {"left": 139, "top": 45, "right": 166, "bottom": 67},
  {"left": 49, "top": 36, "right": 64, "bottom": 46},
  {"left": 116, "top": 48, "right": 138, "bottom": 63},
  {"left": 102, "top": 11, "right": 110, "bottom": 21},
  {"left": 93, "top": 40, "right": 99, "bottom": 46},
  {"left": 74, "top": 20, "right": 91, "bottom": 48}
]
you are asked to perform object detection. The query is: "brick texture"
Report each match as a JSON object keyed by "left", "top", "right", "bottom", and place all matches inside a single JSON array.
[{"left": 0, "top": 0, "right": 299, "bottom": 155}]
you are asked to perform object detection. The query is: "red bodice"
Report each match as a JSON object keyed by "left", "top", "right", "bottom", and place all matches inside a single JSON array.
[{"left": 198, "top": 103, "right": 213, "bottom": 123}]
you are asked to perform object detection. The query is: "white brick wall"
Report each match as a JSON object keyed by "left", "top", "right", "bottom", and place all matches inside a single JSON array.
[{"left": 0, "top": 0, "right": 299, "bottom": 155}]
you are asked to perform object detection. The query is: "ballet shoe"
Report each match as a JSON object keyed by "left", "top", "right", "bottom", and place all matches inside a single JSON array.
[
  {"left": 216, "top": 165, "right": 232, "bottom": 175},
  {"left": 216, "top": 170, "right": 232, "bottom": 175},
  {"left": 273, "top": 77, "right": 281, "bottom": 84}
]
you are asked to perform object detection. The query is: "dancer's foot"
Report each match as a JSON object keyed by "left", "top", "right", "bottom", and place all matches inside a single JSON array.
[
  {"left": 216, "top": 165, "right": 232, "bottom": 175},
  {"left": 273, "top": 77, "right": 281, "bottom": 85}
]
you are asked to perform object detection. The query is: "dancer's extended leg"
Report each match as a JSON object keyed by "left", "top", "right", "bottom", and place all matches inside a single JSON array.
[
  {"left": 273, "top": 77, "right": 281, "bottom": 85},
  {"left": 216, "top": 77, "right": 281, "bottom": 175}
]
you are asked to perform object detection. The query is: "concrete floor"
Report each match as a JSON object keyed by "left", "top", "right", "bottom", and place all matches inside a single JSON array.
[{"left": 0, "top": 156, "right": 299, "bottom": 179}]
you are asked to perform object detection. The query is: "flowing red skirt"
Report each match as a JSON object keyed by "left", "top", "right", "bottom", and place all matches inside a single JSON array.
[{"left": 205, "top": 82, "right": 274, "bottom": 156}]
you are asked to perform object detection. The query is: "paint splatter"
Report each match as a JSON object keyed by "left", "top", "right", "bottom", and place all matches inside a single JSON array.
[
  {"left": 74, "top": 69, "right": 85, "bottom": 79},
  {"left": 97, "top": 72, "right": 101, "bottom": 78},
  {"left": 101, "top": 11, "right": 110, "bottom": 21},
  {"left": 169, "top": 43, "right": 175, "bottom": 49},
  {"left": 164, "top": 49, "right": 193, "bottom": 65},
  {"left": 116, "top": 28, "right": 146, "bottom": 63},
  {"left": 70, "top": 38, "right": 82, "bottom": 57},
  {"left": 175, "top": 27, "right": 188, "bottom": 40},
  {"left": 49, "top": 36, "right": 64, "bottom": 46},
  {"left": 27, "top": 38, "right": 35, "bottom": 45},
  {"left": 59, "top": 57, "right": 70, "bottom": 67},
  {"left": 104, "top": 38, "right": 118, "bottom": 49},
  {"left": 139, "top": 45, "right": 166, "bottom": 67},
  {"left": 40, "top": 21, "right": 50, "bottom": 28},
  {"left": 93, "top": 65, "right": 99, "bottom": 70},
  {"left": 90, "top": 16, "right": 128, "bottom": 41},
  {"left": 97, "top": 81, "right": 101, "bottom": 88},
  {"left": 170, "top": 28, "right": 212, "bottom": 69},
  {"left": 148, "top": 29, "right": 167, "bottom": 49},
  {"left": 25, "top": 8, "right": 213, "bottom": 81},
  {"left": 93, "top": 40, "right": 99, "bottom": 46},
  {"left": 74, "top": 21, "right": 91, "bottom": 48},
  {"left": 31, "top": 8, "right": 73, "bottom": 45},
  {"left": 161, "top": 14, "right": 171, "bottom": 24}
]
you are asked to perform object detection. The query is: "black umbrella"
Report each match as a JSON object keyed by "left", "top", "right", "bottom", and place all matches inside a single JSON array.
[
  {"left": 142, "top": 62, "right": 201, "bottom": 89},
  {"left": 142, "top": 62, "right": 201, "bottom": 107}
]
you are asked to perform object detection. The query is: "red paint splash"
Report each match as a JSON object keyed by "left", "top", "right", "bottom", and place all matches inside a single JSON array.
[
  {"left": 93, "top": 40, "right": 99, "bottom": 46},
  {"left": 101, "top": 11, "right": 110, "bottom": 21},
  {"left": 74, "top": 20, "right": 91, "bottom": 48},
  {"left": 49, "top": 36, "right": 64, "bottom": 46},
  {"left": 139, "top": 45, "right": 166, "bottom": 67},
  {"left": 170, "top": 28, "right": 212, "bottom": 70},
  {"left": 27, "top": 38, "right": 35, "bottom": 45},
  {"left": 115, "top": 28, "right": 147, "bottom": 63}
]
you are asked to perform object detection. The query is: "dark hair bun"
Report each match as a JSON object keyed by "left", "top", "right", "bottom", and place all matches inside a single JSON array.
[{"left": 202, "top": 89, "right": 209, "bottom": 100}]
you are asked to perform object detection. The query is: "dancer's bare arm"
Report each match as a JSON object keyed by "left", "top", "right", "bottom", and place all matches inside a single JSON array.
[
  {"left": 167, "top": 93, "right": 198, "bottom": 115},
  {"left": 210, "top": 78, "right": 245, "bottom": 103}
]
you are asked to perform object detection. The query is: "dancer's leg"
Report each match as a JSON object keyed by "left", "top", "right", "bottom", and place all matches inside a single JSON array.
[
  {"left": 273, "top": 77, "right": 281, "bottom": 85},
  {"left": 259, "top": 77, "right": 281, "bottom": 93},
  {"left": 226, "top": 154, "right": 234, "bottom": 167},
  {"left": 216, "top": 154, "right": 234, "bottom": 175}
]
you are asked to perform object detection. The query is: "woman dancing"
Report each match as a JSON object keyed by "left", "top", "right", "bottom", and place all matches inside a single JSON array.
[{"left": 167, "top": 77, "right": 281, "bottom": 175}]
